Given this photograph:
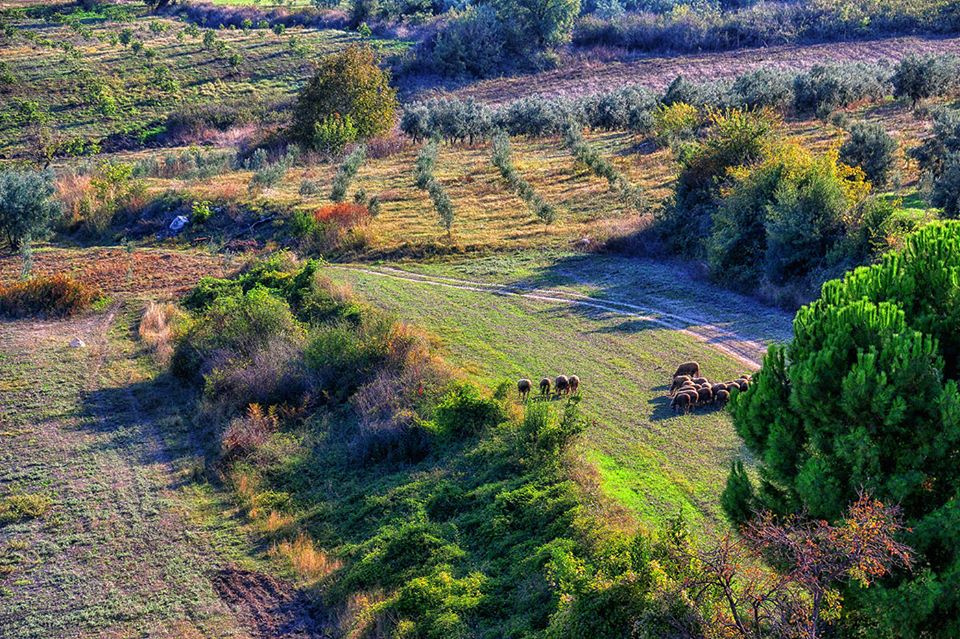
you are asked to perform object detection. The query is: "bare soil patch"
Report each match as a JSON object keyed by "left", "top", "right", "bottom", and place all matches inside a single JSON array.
[{"left": 212, "top": 567, "right": 328, "bottom": 639}]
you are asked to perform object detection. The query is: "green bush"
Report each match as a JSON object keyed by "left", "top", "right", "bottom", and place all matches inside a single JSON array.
[
  {"left": 313, "top": 113, "right": 358, "bottom": 154},
  {"left": 330, "top": 144, "right": 366, "bottom": 202},
  {"left": 433, "top": 383, "right": 506, "bottom": 436},
  {"left": 840, "top": 121, "right": 898, "bottom": 187},
  {"left": 892, "top": 54, "right": 958, "bottom": 106},
  {"left": 0, "top": 168, "right": 61, "bottom": 250},
  {"left": 292, "top": 45, "right": 397, "bottom": 144},
  {"left": 172, "top": 286, "right": 302, "bottom": 380}
]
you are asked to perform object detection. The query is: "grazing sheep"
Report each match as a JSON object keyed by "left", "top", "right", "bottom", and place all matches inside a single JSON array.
[
  {"left": 736, "top": 380, "right": 749, "bottom": 392},
  {"left": 568, "top": 375, "right": 580, "bottom": 395},
  {"left": 518, "top": 378, "right": 532, "bottom": 400},
  {"left": 715, "top": 389, "right": 730, "bottom": 405},
  {"left": 555, "top": 375, "right": 570, "bottom": 396},
  {"left": 711, "top": 383, "right": 727, "bottom": 395},
  {"left": 540, "top": 377, "right": 551, "bottom": 396},
  {"left": 670, "top": 375, "right": 692, "bottom": 395},
  {"left": 693, "top": 377, "right": 709, "bottom": 386},
  {"left": 671, "top": 392, "right": 695, "bottom": 414},
  {"left": 697, "top": 387, "right": 713, "bottom": 406},
  {"left": 673, "top": 361, "right": 700, "bottom": 379}
]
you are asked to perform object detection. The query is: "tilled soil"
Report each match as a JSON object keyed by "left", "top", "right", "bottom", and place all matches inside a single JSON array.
[{"left": 212, "top": 568, "right": 328, "bottom": 639}]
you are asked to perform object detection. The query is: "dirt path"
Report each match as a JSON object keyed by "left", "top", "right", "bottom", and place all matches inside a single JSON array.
[
  {"left": 0, "top": 308, "right": 323, "bottom": 638},
  {"left": 332, "top": 264, "right": 786, "bottom": 369},
  {"left": 428, "top": 34, "right": 960, "bottom": 104}
]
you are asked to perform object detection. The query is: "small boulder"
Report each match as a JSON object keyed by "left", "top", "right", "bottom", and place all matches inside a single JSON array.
[
  {"left": 69, "top": 337, "right": 86, "bottom": 348},
  {"left": 169, "top": 215, "right": 189, "bottom": 232}
]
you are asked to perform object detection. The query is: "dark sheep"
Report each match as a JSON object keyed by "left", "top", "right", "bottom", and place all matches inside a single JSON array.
[
  {"left": 540, "top": 377, "right": 551, "bottom": 396},
  {"left": 693, "top": 377, "right": 709, "bottom": 386},
  {"left": 711, "top": 383, "right": 727, "bottom": 395},
  {"left": 568, "top": 375, "right": 580, "bottom": 395},
  {"left": 715, "top": 389, "right": 730, "bottom": 405},
  {"left": 697, "top": 387, "right": 713, "bottom": 406},
  {"left": 555, "top": 375, "right": 570, "bottom": 396},
  {"left": 670, "top": 375, "right": 692, "bottom": 395},
  {"left": 518, "top": 378, "right": 532, "bottom": 400},
  {"left": 673, "top": 361, "right": 700, "bottom": 379},
  {"left": 671, "top": 392, "right": 694, "bottom": 414}
]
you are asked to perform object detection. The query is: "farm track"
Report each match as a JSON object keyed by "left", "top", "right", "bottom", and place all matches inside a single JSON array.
[
  {"left": 433, "top": 34, "right": 960, "bottom": 104},
  {"left": 332, "top": 264, "right": 786, "bottom": 369}
]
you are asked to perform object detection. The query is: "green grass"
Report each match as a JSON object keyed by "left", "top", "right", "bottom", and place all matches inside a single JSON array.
[
  {"left": 324, "top": 256, "right": 784, "bottom": 531},
  {"left": 0, "top": 304, "right": 262, "bottom": 637}
]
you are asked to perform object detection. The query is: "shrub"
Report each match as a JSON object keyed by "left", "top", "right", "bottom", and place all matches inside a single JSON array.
[
  {"left": 519, "top": 398, "right": 585, "bottom": 462},
  {"left": 221, "top": 403, "right": 279, "bottom": 458},
  {"left": 730, "top": 67, "right": 794, "bottom": 110},
  {"left": 0, "top": 494, "right": 52, "bottom": 524},
  {"left": 892, "top": 54, "right": 958, "bottom": 106},
  {"left": 292, "top": 46, "right": 398, "bottom": 144},
  {"left": 929, "top": 152, "right": 960, "bottom": 217},
  {"left": 172, "top": 286, "right": 303, "bottom": 381},
  {"left": 793, "top": 63, "right": 889, "bottom": 116},
  {"left": 651, "top": 102, "right": 700, "bottom": 147},
  {"left": 584, "top": 84, "right": 657, "bottom": 132},
  {"left": 0, "top": 168, "right": 61, "bottom": 250},
  {"left": 433, "top": 383, "right": 506, "bottom": 436},
  {"left": 313, "top": 113, "right": 359, "bottom": 154},
  {"left": 839, "top": 121, "right": 897, "bottom": 187},
  {"left": 139, "top": 301, "right": 184, "bottom": 363},
  {"left": 0, "top": 274, "right": 95, "bottom": 318},
  {"left": 330, "top": 145, "right": 366, "bottom": 202},
  {"left": 315, "top": 202, "right": 371, "bottom": 228},
  {"left": 424, "top": 5, "right": 507, "bottom": 78},
  {"left": 82, "top": 160, "right": 144, "bottom": 236}
]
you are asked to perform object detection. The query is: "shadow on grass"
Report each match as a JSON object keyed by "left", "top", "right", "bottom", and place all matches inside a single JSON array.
[{"left": 503, "top": 252, "right": 792, "bottom": 357}]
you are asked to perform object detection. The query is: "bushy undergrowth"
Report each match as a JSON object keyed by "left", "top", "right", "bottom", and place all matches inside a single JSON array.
[{"left": 0, "top": 274, "right": 96, "bottom": 318}]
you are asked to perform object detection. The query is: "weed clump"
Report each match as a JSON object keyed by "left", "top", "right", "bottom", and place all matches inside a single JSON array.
[{"left": 0, "top": 274, "right": 95, "bottom": 318}]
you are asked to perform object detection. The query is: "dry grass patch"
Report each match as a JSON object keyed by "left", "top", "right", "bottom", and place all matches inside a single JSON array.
[
  {"left": 269, "top": 532, "right": 342, "bottom": 581},
  {"left": 138, "top": 301, "right": 183, "bottom": 363}
]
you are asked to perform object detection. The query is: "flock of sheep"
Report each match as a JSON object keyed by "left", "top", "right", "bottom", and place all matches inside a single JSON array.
[
  {"left": 668, "top": 361, "right": 751, "bottom": 414},
  {"left": 517, "top": 375, "right": 580, "bottom": 400},
  {"left": 512, "top": 362, "right": 750, "bottom": 415}
]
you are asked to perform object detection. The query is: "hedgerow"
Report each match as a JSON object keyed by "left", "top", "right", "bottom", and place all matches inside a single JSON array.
[{"left": 491, "top": 132, "right": 557, "bottom": 223}]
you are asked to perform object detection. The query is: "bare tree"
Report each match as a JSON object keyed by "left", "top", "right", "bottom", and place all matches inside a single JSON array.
[{"left": 668, "top": 493, "right": 913, "bottom": 639}]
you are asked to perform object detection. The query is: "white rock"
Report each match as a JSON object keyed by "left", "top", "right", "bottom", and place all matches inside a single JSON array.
[
  {"left": 169, "top": 215, "right": 189, "bottom": 232},
  {"left": 69, "top": 337, "right": 86, "bottom": 348}
]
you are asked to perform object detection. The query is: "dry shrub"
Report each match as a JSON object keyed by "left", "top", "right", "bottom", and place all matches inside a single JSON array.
[
  {"left": 314, "top": 274, "right": 354, "bottom": 305},
  {"left": 138, "top": 301, "right": 183, "bottom": 364},
  {"left": 263, "top": 510, "right": 295, "bottom": 536},
  {"left": 365, "top": 133, "right": 408, "bottom": 159},
  {"left": 221, "top": 403, "right": 279, "bottom": 458},
  {"left": 208, "top": 338, "right": 310, "bottom": 410},
  {"left": 314, "top": 202, "right": 370, "bottom": 230},
  {"left": 56, "top": 172, "right": 91, "bottom": 227},
  {"left": 270, "top": 532, "right": 342, "bottom": 581},
  {"left": 349, "top": 323, "right": 456, "bottom": 463},
  {"left": 0, "top": 274, "right": 96, "bottom": 318}
]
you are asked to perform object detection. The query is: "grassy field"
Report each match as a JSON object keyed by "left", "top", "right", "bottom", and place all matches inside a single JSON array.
[{"left": 324, "top": 253, "right": 793, "bottom": 530}]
